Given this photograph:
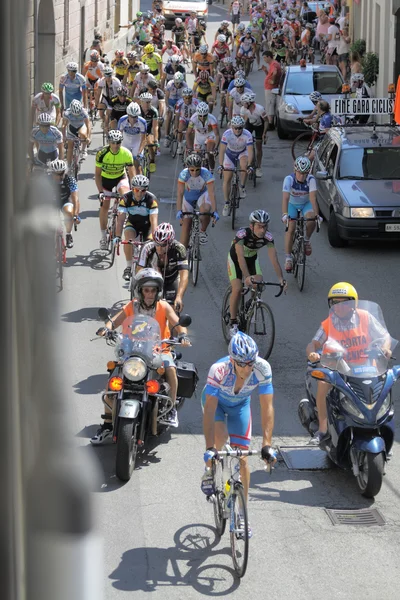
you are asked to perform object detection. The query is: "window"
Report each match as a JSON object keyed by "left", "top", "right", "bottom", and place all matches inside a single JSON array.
[
  {"left": 114, "top": 0, "right": 121, "bottom": 35},
  {"left": 316, "top": 137, "right": 333, "bottom": 167},
  {"left": 326, "top": 144, "right": 339, "bottom": 177},
  {"left": 284, "top": 71, "right": 343, "bottom": 95},
  {"left": 63, "top": 1, "right": 69, "bottom": 53},
  {"left": 338, "top": 147, "right": 400, "bottom": 179}
]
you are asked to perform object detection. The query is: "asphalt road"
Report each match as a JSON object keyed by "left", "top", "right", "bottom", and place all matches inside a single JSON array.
[{"left": 58, "top": 3, "right": 400, "bottom": 599}]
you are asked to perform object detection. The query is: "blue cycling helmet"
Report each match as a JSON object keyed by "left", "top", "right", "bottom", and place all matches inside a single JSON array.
[{"left": 229, "top": 332, "right": 259, "bottom": 363}]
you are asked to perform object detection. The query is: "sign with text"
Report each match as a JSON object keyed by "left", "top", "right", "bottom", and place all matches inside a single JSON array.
[{"left": 331, "top": 97, "right": 395, "bottom": 115}]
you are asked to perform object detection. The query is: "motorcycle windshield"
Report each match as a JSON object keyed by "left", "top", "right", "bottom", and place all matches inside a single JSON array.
[
  {"left": 319, "top": 300, "right": 398, "bottom": 378},
  {"left": 115, "top": 314, "right": 162, "bottom": 365}
]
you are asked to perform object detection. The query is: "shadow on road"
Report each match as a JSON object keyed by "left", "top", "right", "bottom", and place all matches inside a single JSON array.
[
  {"left": 63, "top": 249, "right": 115, "bottom": 271},
  {"left": 73, "top": 373, "right": 106, "bottom": 394},
  {"left": 78, "top": 209, "right": 99, "bottom": 220},
  {"left": 62, "top": 299, "right": 126, "bottom": 322},
  {"left": 109, "top": 523, "right": 240, "bottom": 595}
]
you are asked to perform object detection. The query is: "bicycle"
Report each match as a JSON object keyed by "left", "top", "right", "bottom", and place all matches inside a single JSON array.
[
  {"left": 99, "top": 191, "right": 121, "bottom": 266},
  {"left": 169, "top": 128, "right": 178, "bottom": 159},
  {"left": 221, "top": 279, "right": 284, "bottom": 358},
  {"left": 70, "top": 136, "right": 83, "bottom": 180},
  {"left": 247, "top": 136, "right": 258, "bottom": 189},
  {"left": 219, "top": 165, "right": 251, "bottom": 230},
  {"left": 208, "top": 446, "right": 266, "bottom": 578},
  {"left": 140, "top": 143, "right": 158, "bottom": 180},
  {"left": 118, "top": 236, "right": 146, "bottom": 299},
  {"left": 88, "top": 88, "right": 97, "bottom": 126},
  {"left": 219, "top": 90, "right": 228, "bottom": 128},
  {"left": 285, "top": 211, "right": 320, "bottom": 292},
  {"left": 291, "top": 121, "right": 320, "bottom": 161},
  {"left": 181, "top": 211, "right": 215, "bottom": 286}
]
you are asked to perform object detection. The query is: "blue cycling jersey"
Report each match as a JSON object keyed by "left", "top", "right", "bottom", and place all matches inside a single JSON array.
[
  {"left": 205, "top": 356, "right": 273, "bottom": 404},
  {"left": 282, "top": 173, "right": 317, "bottom": 206},
  {"left": 227, "top": 80, "right": 253, "bottom": 92},
  {"left": 30, "top": 125, "right": 63, "bottom": 153},
  {"left": 178, "top": 167, "right": 214, "bottom": 205}
]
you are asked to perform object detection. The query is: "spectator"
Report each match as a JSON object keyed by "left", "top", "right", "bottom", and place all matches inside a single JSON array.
[
  {"left": 326, "top": 16, "right": 340, "bottom": 66},
  {"left": 261, "top": 50, "right": 281, "bottom": 131},
  {"left": 316, "top": 8, "right": 330, "bottom": 51},
  {"left": 350, "top": 51, "right": 363, "bottom": 76},
  {"left": 338, "top": 25, "right": 351, "bottom": 80}
]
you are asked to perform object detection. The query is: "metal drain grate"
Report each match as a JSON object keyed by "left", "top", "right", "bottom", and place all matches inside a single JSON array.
[
  {"left": 278, "top": 445, "right": 332, "bottom": 470},
  {"left": 325, "top": 508, "right": 386, "bottom": 526}
]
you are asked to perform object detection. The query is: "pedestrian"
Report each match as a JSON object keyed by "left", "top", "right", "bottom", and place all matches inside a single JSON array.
[
  {"left": 338, "top": 25, "right": 351, "bottom": 81},
  {"left": 230, "top": 0, "right": 243, "bottom": 34},
  {"left": 260, "top": 50, "right": 281, "bottom": 131},
  {"left": 350, "top": 51, "right": 363, "bottom": 76}
]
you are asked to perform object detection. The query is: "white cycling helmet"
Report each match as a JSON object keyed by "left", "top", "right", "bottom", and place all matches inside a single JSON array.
[
  {"left": 140, "top": 64, "right": 150, "bottom": 72},
  {"left": 126, "top": 101, "right": 141, "bottom": 117},
  {"left": 234, "top": 77, "right": 246, "bottom": 87},
  {"left": 131, "top": 174, "right": 149, "bottom": 189},
  {"left": 231, "top": 115, "right": 245, "bottom": 129},
  {"left": 351, "top": 73, "right": 364, "bottom": 83},
  {"left": 66, "top": 62, "right": 78, "bottom": 72},
  {"left": 196, "top": 102, "right": 209, "bottom": 116},
  {"left": 182, "top": 87, "right": 194, "bottom": 97},
  {"left": 229, "top": 332, "right": 258, "bottom": 363},
  {"left": 199, "top": 44, "right": 208, "bottom": 54},
  {"left": 170, "top": 55, "right": 180, "bottom": 64},
  {"left": 107, "top": 129, "right": 123, "bottom": 143},
  {"left": 139, "top": 92, "right": 153, "bottom": 101},
  {"left": 234, "top": 69, "right": 245, "bottom": 78},
  {"left": 174, "top": 72, "right": 185, "bottom": 82},
  {"left": 294, "top": 156, "right": 311, "bottom": 173},
  {"left": 153, "top": 222, "right": 175, "bottom": 246},
  {"left": 175, "top": 17, "right": 182, "bottom": 24},
  {"left": 103, "top": 66, "right": 114, "bottom": 76},
  {"left": 237, "top": 23, "right": 246, "bottom": 31},
  {"left": 217, "top": 34, "right": 226, "bottom": 43},
  {"left": 49, "top": 159, "right": 67, "bottom": 173},
  {"left": 223, "top": 56, "right": 234, "bottom": 65},
  {"left": 250, "top": 209, "right": 270, "bottom": 224},
  {"left": 70, "top": 99, "right": 83, "bottom": 115},
  {"left": 241, "top": 92, "right": 256, "bottom": 105},
  {"left": 221, "top": 20, "right": 229, "bottom": 27},
  {"left": 37, "top": 112, "right": 53, "bottom": 125}
]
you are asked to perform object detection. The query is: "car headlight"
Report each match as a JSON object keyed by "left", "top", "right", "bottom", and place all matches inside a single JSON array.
[
  {"left": 376, "top": 395, "right": 391, "bottom": 420},
  {"left": 123, "top": 357, "right": 147, "bottom": 381},
  {"left": 342, "top": 397, "right": 364, "bottom": 420},
  {"left": 341, "top": 206, "right": 351, "bottom": 218},
  {"left": 350, "top": 207, "right": 374, "bottom": 218},
  {"left": 284, "top": 103, "right": 299, "bottom": 114}
]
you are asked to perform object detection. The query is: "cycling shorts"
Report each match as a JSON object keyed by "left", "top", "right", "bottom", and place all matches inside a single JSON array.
[
  {"left": 124, "top": 219, "right": 151, "bottom": 237},
  {"left": 110, "top": 109, "right": 127, "bottom": 123},
  {"left": 168, "top": 98, "right": 179, "bottom": 109},
  {"left": 67, "top": 123, "right": 84, "bottom": 140},
  {"left": 37, "top": 149, "right": 58, "bottom": 164},
  {"left": 101, "top": 175, "right": 129, "bottom": 195},
  {"left": 288, "top": 201, "right": 314, "bottom": 219},
  {"left": 223, "top": 148, "right": 247, "bottom": 170},
  {"left": 197, "top": 92, "right": 214, "bottom": 103},
  {"left": 182, "top": 191, "right": 210, "bottom": 212},
  {"left": 201, "top": 387, "right": 252, "bottom": 449},
  {"left": 238, "top": 47, "right": 254, "bottom": 57},
  {"left": 245, "top": 121, "right": 263, "bottom": 140},
  {"left": 194, "top": 131, "right": 216, "bottom": 149},
  {"left": 227, "top": 253, "right": 261, "bottom": 282}
]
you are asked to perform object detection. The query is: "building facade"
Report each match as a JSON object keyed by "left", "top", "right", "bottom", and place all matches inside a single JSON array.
[
  {"left": 26, "top": 0, "right": 139, "bottom": 97},
  {"left": 348, "top": 0, "right": 400, "bottom": 97}
]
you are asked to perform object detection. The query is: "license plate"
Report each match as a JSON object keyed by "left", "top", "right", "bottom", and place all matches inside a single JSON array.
[{"left": 385, "top": 224, "right": 400, "bottom": 232}]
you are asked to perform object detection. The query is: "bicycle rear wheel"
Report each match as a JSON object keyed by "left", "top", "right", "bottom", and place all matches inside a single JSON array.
[
  {"left": 246, "top": 301, "right": 275, "bottom": 359},
  {"left": 296, "top": 239, "right": 306, "bottom": 292},
  {"left": 230, "top": 184, "right": 238, "bottom": 230},
  {"left": 230, "top": 485, "right": 249, "bottom": 578},
  {"left": 221, "top": 286, "right": 232, "bottom": 344},
  {"left": 192, "top": 233, "right": 200, "bottom": 286},
  {"left": 170, "top": 135, "right": 178, "bottom": 158},
  {"left": 212, "top": 459, "right": 227, "bottom": 537},
  {"left": 291, "top": 132, "right": 313, "bottom": 161}
]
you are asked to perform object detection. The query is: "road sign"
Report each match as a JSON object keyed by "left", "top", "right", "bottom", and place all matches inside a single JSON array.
[{"left": 331, "top": 97, "right": 395, "bottom": 115}]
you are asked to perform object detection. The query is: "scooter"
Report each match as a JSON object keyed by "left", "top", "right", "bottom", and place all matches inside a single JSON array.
[{"left": 298, "top": 300, "right": 400, "bottom": 498}]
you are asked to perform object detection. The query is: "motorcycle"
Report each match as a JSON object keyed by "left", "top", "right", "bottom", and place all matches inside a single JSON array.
[
  {"left": 298, "top": 300, "right": 400, "bottom": 498},
  {"left": 96, "top": 308, "right": 198, "bottom": 481}
]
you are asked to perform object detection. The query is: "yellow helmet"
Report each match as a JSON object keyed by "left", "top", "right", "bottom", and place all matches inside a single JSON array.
[
  {"left": 328, "top": 282, "right": 358, "bottom": 307},
  {"left": 144, "top": 43, "right": 154, "bottom": 54}
]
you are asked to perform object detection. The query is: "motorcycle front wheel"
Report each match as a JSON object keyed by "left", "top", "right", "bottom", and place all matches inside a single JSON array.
[
  {"left": 115, "top": 417, "right": 139, "bottom": 481},
  {"left": 357, "top": 451, "right": 385, "bottom": 498}
]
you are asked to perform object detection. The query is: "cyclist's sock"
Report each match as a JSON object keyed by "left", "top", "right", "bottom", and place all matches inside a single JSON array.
[
  {"left": 101, "top": 229, "right": 107, "bottom": 240},
  {"left": 126, "top": 259, "right": 131, "bottom": 268}
]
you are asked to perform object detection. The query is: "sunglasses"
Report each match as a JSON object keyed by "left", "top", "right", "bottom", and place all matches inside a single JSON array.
[
  {"left": 235, "top": 359, "right": 256, "bottom": 368},
  {"left": 188, "top": 167, "right": 201, "bottom": 172},
  {"left": 132, "top": 187, "right": 146, "bottom": 192},
  {"left": 233, "top": 126, "right": 243, "bottom": 131},
  {"left": 110, "top": 140, "right": 122, "bottom": 145}
]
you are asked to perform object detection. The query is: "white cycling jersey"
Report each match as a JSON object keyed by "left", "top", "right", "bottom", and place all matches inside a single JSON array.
[
  {"left": 166, "top": 79, "right": 188, "bottom": 101},
  {"left": 189, "top": 112, "right": 218, "bottom": 134},
  {"left": 229, "top": 88, "right": 245, "bottom": 115},
  {"left": 240, "top": 103, "right": 267, "bottom": 127},
  {"left": 176, "top": 98, "right": 200, "bottom": 120},
  {"left": 221, "top": 128, "right": 253, "bottom": 154}
]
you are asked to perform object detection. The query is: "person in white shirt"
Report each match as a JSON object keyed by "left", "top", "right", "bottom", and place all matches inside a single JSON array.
[
  {"left": 240, "top": 92, "right": 267, "bottom": 179},
  {"left": 31, "top": 83, "right": 61, "bottom": 126},
  {"left": 326, "top": 16, "right": 340, "bottom": 66}
]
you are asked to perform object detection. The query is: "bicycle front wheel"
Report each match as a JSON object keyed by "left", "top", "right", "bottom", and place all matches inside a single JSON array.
[
  {"left": 230, "top": 484, "right": 249, "bottom": 578},
  {"left": 291, "top": 132, "right": 313, "bottom": 161},
  {"left": 192, "top": 233, "right": 200, "bottom": 286},
  {"left": 221, "top": 285, "right": 232, "bottom": 344},
  {"left": 246, "top": 301, "right": 275, "bottom": 359},
  {"left": 107, "top": 215, "right": 117, "bottom": 267},
  {"left": 296, "top": 239, "right": 306, "bottom": 292},
  {"left": 170, "top": 136, "right": 178, "bottom": 158},
  {"left": 212, "top": 459, "right": 227, "bottom": 537}
]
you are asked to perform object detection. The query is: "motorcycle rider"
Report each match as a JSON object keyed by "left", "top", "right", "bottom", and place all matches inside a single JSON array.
[
  {"left": 305, "top": 282, "right": 392, "bottom": 445},
  {"left": 91, "top": 268, "right": 191, "bottom": 443}
]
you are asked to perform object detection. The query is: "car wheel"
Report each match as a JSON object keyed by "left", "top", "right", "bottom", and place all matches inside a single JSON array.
[
  {"left": 277, "top": 116, "right": 289, "bottom": 140},
  {"left": 328, "top": 210, "right": 348, "bottom": 248}
]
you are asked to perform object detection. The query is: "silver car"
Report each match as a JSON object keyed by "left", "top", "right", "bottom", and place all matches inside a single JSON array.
[{"left": 273, "top": 64, "right": 344, "bottom": 139}]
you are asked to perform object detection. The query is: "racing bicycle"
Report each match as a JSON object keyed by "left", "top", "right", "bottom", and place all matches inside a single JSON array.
[
  {"left": 221, "top": 279, "right": 284, "bottom": 359},
  {"left": 181, "top": 211, "right": 215, "bottom": 286},
  {"left": 99, "top": 191, "right": 122, "bottom": 267},
  {"left": 285, "top": 211, "right": 321, "bottom": 292},
  {"left": 220, "top": 164, "right": 252, "bottom": 230},
  {"left": 140, "top": 143, "right": 158, "bottom": 180},
  {"left": 118, "top": 236, "right": 146, "bottom": 300},
  {"left": 291, "top": 121, "right": 320, "bottom": 161}
]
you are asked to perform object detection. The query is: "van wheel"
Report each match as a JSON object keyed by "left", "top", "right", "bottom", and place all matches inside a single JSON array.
[{"left": 328, "top": 210, "right": 348, "bottom": 248}]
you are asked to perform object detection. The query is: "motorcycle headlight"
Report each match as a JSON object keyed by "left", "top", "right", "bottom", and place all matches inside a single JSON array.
[
  {"left": 123, "top": 357, "right": 147, "bottom": 381},
  {"left": 342, "top": 397, "right": 364, "bottom": 420},
  {"left": 376, "top": 395, "right": 391, "bottom": 420}
]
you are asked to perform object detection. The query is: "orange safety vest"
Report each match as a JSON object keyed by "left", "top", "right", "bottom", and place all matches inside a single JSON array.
[
  {"left": 122, "top": 299, "right": 171, "bottom": 342},
  {"left": 321, "top": 309, "right": 371, "bottom": 365}
]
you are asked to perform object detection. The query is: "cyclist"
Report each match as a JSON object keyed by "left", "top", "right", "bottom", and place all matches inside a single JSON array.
[
  {"left": 211, "top": 34, "right": 231, "bottom": 66},
  {"left": 164, "top": 72, "right": 188, "bottom": 146},
  {"left": 123, "top": 51, "right": 144, "bottom": 96},
  {"left": 215, "top": 56, "right": 236, "bottom": 94},
  {"left": 201, "top": 330, "right": 277, "bottom": 529},
  {"left": 185, "top": 11, "right": 199, "bottom": 55},
  {"left": 114, "top": 174, "right": 159, "bottom": 281},
  {"left": 192, "top": 44, "right": 215, "bottom": 78},
  {"left": 186, "top": 102, "right": 220, "bottom": 173},
  {"left": 303, "top": 99, "right": 334, "bottom": 159},
  {"left": 94, "top": 66, "right": 121, "bottom": 129},
  {"left": 161, "top": 38, "right": 181, "bottom": 60},
  {"left": 48, "top": 158, "right": 80, "bottom": 249},
  {"left": 282, "top": 156, "right": 320, "bottom": 273},
  {"left": 91, "top": 267, "right": 191, "bottom": 440},
  {"left": 162, "top": 54, "right": 186, "bottom": 89},
  {"left": 118, "top": 102, "right": 147, "bottom": 175},
  {"left": 145, "top": 80, "right": 166, "bottom": 125},
  {"left": 152, "top": 16, "right": 165, "bottom": 50},
  {"left": 227, "top": 210, "right": 286, "bottom": 336},
  {"left": 172, "top": 18, "right": 189, "bottom": 60},
  {"left": 29, "top": 113, "right": 64, "bottom": 166},
  {"left": 227, "top": 69, "right": 252, "bottom": 93},
  {"left": 240, "top": 92, "right": 268, "bottom": 179},
  {"left": 229, "top": 0, "right": 243, "bottom": 34},
  {"left": 350, "top": 73, "right": 371, "bottom": 124},
  {"left": 95, "top": 129, "right": 135, "bottom": 250},
  {"left": 83, "top": 50, "right": 105, "bottom": 102},
  {"left": 59, "top": 62, "right": 87, "bottom": 112},
  {"left": 62, "top": 99, "right": 91, "bottom": 165},
  {"left": 218, "top": 115, "right": 253, "bottom": 212},
  {"left": 233, "top": 22, "right": 246, "bottom": 51},
  {"left": 237, "top": 27, "right": 257, "bottom": 70},
  {"left": 227, "top": 77, "right": 247, "bottom": 120},
  {"left": 142, "top": 43, "right": 163, "bottom": 81},
  {"left": 108, "top": 85, "right": 133, "bottom": 129},
  {"left": 137, "top": 222, "right": 189, "bottom": 314},
  {"left": 111, "top": 49, "right": 129, "bottom": 81},
  {"left": 131, "top": 64, "right": 156, "bottom": 98},
  {"left": 249, "top": 17, "right": 263, "bottom": 68},
  {"left": 176, "top": 153, "right": 219, "bottom": 247},
  {"left": 192, "top": 70, "right": 217, "bottom": 114},
  {"left": 175, "top": 88, "right": 199, "bottom": 154},
  {"left": 139, "top": 92, "right": 159, "bottom": 173},
  {"left": 215, "top": 20, "right": 234, "bottom": 50},
  {"left": 306, "top": 91, "right": 322, "bottom": 121},
  {"left": 31, "top": 82, "right": 61, "bottom": 127}
]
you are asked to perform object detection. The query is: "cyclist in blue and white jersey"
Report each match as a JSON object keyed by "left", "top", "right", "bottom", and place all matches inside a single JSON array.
[
  {"left": 227, "top": 70, "right": 253, "bottom": 92},
  {"left": 186, "top": 102, "right": 220, "bottom": 172},
  {"left": 175, "top": 88, "right": 199, "bottom": 155},
  {"left": 282, "top": 156, "right": 321, "bottom": 273},
  {"left": 48, "top": 158, "right": 80, "bottom": 249},
  {"left": 118, "top": 101, "right": 147, "bottom": 175},
  {"left": 227, "top": 75, "right": 252, "bottom": 120},
  {"left": 164, "top": 72, "right": 188, "bottom": 147},
  {"left": 237, "top": 27, "right": 257, "bottom": 61},
  {"left": 62, "top": 99, "right": 91, "bottom": 167},
  {"left": 201, "top": 332, "right": 277, "bottom": 534},
  {"left": 29, "top": 112, "right": 64, "bottom": 166},
  {"left": 176, "top": 152, "right": 218, "bottom": 247},
  {"left": 59, "top": 62, "right": 87, "bottom": 111},
  {"left": 218, "top": 115, "right": 253, "bottom": 216}
]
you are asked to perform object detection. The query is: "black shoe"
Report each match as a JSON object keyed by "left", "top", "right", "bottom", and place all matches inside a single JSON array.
[
  {"left": 123, "top": 266, "right": 132, "bottom": 281},
  {"left": 66, "top": 233, "right": 73, "bottom": 249}
]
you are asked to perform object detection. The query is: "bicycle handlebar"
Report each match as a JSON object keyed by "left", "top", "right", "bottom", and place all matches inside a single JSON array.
[
  {"left": 215, "top": 449, "right": 259, "bottom": 457},
  {"left": 249, "top": 279, "right": 285, "bottom": 297},
  {"left": 285, "top": 215, "right": 321, "bottom": 233},
  {"left": 180, "top": 211, "right": 216, "bottom": 227}
]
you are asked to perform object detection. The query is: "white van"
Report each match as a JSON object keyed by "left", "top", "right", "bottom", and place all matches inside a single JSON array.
[{"left": 163, "top": 0, "right": 212, "bottom": 29}]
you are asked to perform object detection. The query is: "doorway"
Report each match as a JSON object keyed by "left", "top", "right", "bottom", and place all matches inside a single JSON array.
[{"left": 37, "top": 0, "right": 56, "bottom": 91}]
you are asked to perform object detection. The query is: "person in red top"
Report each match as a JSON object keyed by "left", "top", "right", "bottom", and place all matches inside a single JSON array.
[
  {"left": 211, "top": 35, "right": 231, "bottom": 63},
  {"left": 161, "top": 39, "right": 181, "bottom": 58},
  {"left": 260, "top": 50, "right": 281, "bottom": 130}
]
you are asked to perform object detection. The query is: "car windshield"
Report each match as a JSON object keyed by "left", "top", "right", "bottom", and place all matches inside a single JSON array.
[
  {"left": 285, "top": 71, "right": 343, "bottom": 95},
  {"left": 338, "top": 147, "right": 400, "bottom": 180}
]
